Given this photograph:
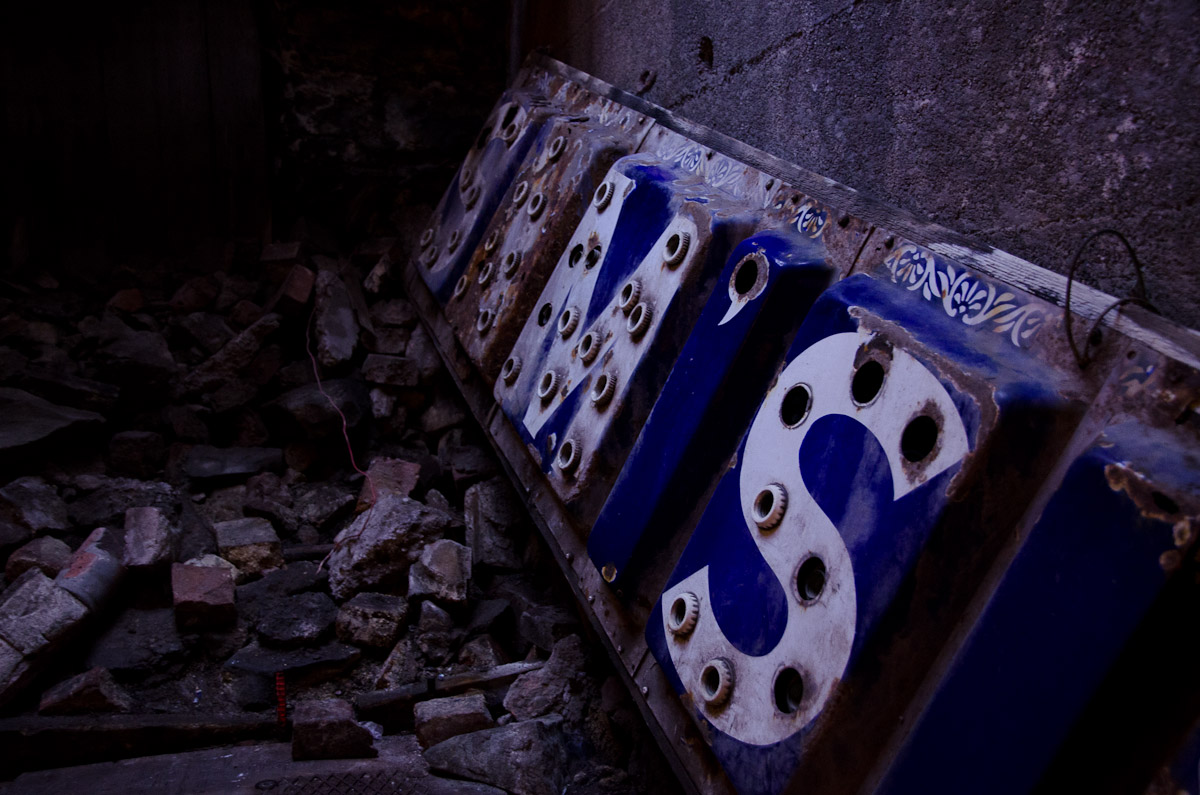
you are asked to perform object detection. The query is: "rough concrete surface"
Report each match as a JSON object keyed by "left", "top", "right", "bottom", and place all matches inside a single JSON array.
[{"left": 528, "top": 0, "right": 1200, "bottom": 329}]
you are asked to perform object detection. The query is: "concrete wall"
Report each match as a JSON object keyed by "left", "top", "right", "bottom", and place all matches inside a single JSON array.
[{"left": 526, "top": 0, "right": 1200, "bottom": 330}]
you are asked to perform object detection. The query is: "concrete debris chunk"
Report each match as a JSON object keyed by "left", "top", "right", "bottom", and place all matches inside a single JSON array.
[
  {"left": 465, "top": 478, "right": 526, "bottom": 570},
  {"left": 376, "top": 637, "right": 423, "bottom": 690},
  {"left": 256, "top": 591, "right": 338, "bottom": 649},
  {"left": 182, "top": 446, "right": 283, "bottom": 481},
  {"left": 172, "top": 563, "right": 236, "bottom": 630},
  {"left": 414, "top": 692, "right": 495, "bottom": 748},
  {"left": 423, "top": 716, "right": 568, "bottom": 795},
  {"left": 213, "top": 517, "right": 283, "bottom": 574},
  {"left": 123, "top": 506, "right": 176, "bottom": 568},
  {"left": 38, "top": 667, "right": 133, "bottom": 715},
  {"left": 313, "top": 270, "right": 359, "bottom": 367},
  {"left": 5, "top": 536, "right": 72, "bottom": 580},
  {"left": 336, "top": 592, "right": 408, "bottom": 649},
  {"left": 408, "top": 539, "right": 472, "bottom": 605},
  {"left": 362, "top": 354, "right": 419, "bottom": 387},
  {"left": 0, "top": 476, "right": 69, "bottom": 532},
  {"left": 68, "top": 478, "right": 177, "bottom": 528},
  {"left": 0, "top": 570, "right": 89, "bottom": 655},
  {"left": 291, "top": 698, "right": 377, "bottom": 760},
  {"left": 0, "top": 389, "right": 104, "bottom": 453},
  {"left": 85, "top": 608, "right": 185, "bottom": 676},
  {"left": 358, "top": 457, "right": 421, "bottom": 510},
  {"left": 225, "top": 641, "right": 360, "bottom": 686},
  {"left": 503, "top": 635, "right": 586, "bottom": 721},
  {"left": 326, "top": 495, "right": 459, "bottom": 600}
]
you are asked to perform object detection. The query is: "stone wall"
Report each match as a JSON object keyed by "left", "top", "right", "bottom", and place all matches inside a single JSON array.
[{"left": 526, "top": 0, "right": 1200, "bottom": 329}]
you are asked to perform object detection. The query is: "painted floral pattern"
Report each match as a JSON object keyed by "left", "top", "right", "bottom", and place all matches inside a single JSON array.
[
  {"left": 885, "top": 245, "right": 1048, "bottom": 347},
  {"left": 792, "top": 200, "right": 828, "bottom": 239}
]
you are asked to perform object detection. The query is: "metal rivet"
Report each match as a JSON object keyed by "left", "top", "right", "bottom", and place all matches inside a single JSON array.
[
  {"left": 641, "top": 686, "right": 649, "bottom": 696},
  {"left": 590, "top": 371, "right": 616, "bottom": 408},
  {"left": 502, "top": 250, "right": 522, "bottom": 278},
  {"left": 463, "top": 184, "right": 480, "bottom": 210},
  {"left": 475, "top": 308, "right": 493, "bottom": 334},
  {"left": 565, "top": 552, "right": 574, "bottom": 562},
  {"left": 527, "top": 192, "right": 546, "bottom": 220},
  {"left": 483, "top": 230, "right": 501, "bottom": 253},
  {"left": 460, "top": 166, "right": 474, "bottom": 189},
  {"left": 579, "top": 331, "right": 600, "bottom": 364},
  {"left": 512, "top": 180, "right": 530, "bottom": 208},
  {"left": 699, "top": 658, "right": 734, "bottom": 707},
  {"left": 447, "top": 229, "right": 461, "bottom": 252},
  {"left": 452, "top": 274, "right": 469, "bottom": 299},
  {"left": 556, "top": 438, "right": 580, "bottom": 473},
  {"left": 557, "top": 306, "right": 580, "bottom": 338},
  {"left": 663, "top": 231, "right": 691, "bottom": 267},
  {"left": 501, "top": 356, "right": 522, "bottom": 384},
  {"left": 752, "top": 483, "right": 787, "bottom": 531},
  {"left": 419, "top": 228, "right": 435, "bottom": 249},
  {"left": 536, "top": 370, "right": 559, "bottom": 402},
  {"left": 548, "top": 135, "right": 566, "bottom": 161},
  {"left": 627, "top": 301, "right": 652, "bottom": 339},
  {"left": 501, "top": 121, "right": 520, "bottom": 143},
  {"left": 618, "top": 280, "right": 641, "bottom": 314},
  {"left": 667, "top": 592, "right": 700, "bottom": 637},
  {"left": 478, "top": 262, "right": 494, "bottom": 287},
  {"left": 593, "top": 181, "right": 614, "bottom": 211}
]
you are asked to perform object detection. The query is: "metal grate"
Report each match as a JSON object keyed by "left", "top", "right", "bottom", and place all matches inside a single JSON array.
[{"left": 255, "top": 770, "right": 416, "bottom": 795}]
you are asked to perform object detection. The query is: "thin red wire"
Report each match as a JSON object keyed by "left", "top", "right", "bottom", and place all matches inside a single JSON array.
[
  {"left": 305, "top": 299, "right": 378, "bottom": 570},
  {"left": 275, "top": 671, "right": 287, "bottom": 729}
]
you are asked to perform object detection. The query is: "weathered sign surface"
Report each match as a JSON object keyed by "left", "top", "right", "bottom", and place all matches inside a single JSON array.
[{"left": 400, "top": 55, "right": 1200, "bottom": 795}]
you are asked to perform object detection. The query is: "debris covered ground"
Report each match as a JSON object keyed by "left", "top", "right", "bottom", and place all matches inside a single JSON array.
[{"left": 0, "top": 239, "right": 682, "bottom": 795}]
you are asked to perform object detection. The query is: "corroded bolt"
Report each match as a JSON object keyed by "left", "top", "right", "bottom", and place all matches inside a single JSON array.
[
  {"left": 699, "top": 658, "right": 734, "bottom": 707},
  {"left": 752, "top": 483, "right": 788, "bottom": 531},
  {"left": 593, "top": 181, "right": 614, "bottom": 211}
]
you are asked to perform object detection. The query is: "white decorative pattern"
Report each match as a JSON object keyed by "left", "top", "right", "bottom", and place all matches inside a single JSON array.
[{"left": 885, "top": 245, "right": 1049, "bottom": 347}]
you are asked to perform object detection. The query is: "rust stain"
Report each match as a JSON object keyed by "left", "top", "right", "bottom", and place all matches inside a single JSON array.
[
  {"left": 900, "top": 399, "right": 946, "bottom": 484},
  {"left": 1104, "top": 462, "right": 1184, "bottom": 523},
  {"left": 61, "top": 549, "right": 96, "bottom": 579},
  {"left": 1173, "top": 517, "right": 1196, "bottom": 549},
  {"left": 1159, "top": 549, "right": 1182, "bottom": 572}
]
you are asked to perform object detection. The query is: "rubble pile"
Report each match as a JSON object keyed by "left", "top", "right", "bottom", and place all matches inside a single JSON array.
[{"left": 0, "top": 243, "right": 680, "bottom": 794}]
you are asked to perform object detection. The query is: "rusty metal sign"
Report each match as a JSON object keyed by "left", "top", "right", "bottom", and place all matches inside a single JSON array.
[{"left": 400, "top": 55, "right": 1200, "bottom": 795}]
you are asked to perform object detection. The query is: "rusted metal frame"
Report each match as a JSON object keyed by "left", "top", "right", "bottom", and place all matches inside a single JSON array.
[
  {"left": 401, "top": 261, "right": 734, "bottom": 795},
  {"left": 529, "top": 54, "right": 1200, "bottom": 372}
]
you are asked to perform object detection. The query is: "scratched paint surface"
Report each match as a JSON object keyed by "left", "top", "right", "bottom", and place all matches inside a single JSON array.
[
  {"left": 405, "top": 60, "right": 1200, "bottom": 795},
  {"left": 587, "top": 228, "right": 834, "bottom": 588},
  {"left": 871, "top": 345, "right": 1200, "bottom": 795},
  {"left": 445, "top": 113, "right": 646, "bottom": 384},
  {"left": 492, "top": 154, "right": 761, "bottom": 528},
  {"left": 415, "top": 90, "right": 562, "bottom": 304},
  {"left": 644, "top": 268, "right": 1092, "bottom": 795}
]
